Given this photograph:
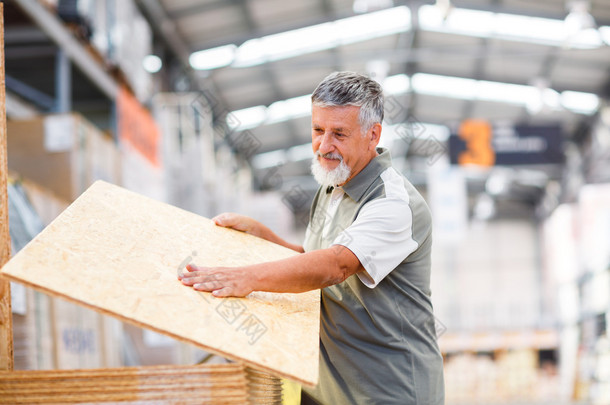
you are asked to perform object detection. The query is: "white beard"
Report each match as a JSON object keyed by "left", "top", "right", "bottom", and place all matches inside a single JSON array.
[{"left": 311, "top": 152, "right": 351, "bottom": 187}]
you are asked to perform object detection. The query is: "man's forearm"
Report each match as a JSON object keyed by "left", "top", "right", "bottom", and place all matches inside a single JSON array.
[
  {"left": 212, "top": 213, "right": 303, "bottom": 253},
  {"left": 255, "top": 225, "right": 304, "bottom": 254},
  {"left": 247, "top": 246, "right": 360, "bottom": 293},
  {"left": 180, "top": 245, "right": 363, "bottom": 297}
]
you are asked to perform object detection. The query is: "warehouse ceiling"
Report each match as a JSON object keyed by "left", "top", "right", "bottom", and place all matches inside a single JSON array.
[
  {"left": 133, "top": 0, "right": 610, "bottom": 219},
  {"left": 139, "top": 0, "right": 610, "bottom": 146},
  {"left": 5, "top": 0, "right": 610, "bottom": 220}
]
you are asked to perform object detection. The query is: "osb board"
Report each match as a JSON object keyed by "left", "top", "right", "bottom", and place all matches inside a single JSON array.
[{"left": 0, "top": 181, "right": 319, "bottom": 386}]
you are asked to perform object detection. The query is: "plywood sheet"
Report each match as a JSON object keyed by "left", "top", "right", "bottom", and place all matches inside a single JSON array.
[{"left": 0, "top": 181, "right": 319, "bottom": 386}]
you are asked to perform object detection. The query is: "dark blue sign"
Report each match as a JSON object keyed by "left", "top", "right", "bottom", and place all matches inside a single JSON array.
[{"left": 450, "top": 125, "right": 565, "bottom": 165}]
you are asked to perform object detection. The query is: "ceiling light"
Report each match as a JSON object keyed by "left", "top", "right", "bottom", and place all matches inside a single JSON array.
[
  {"left": 353, "top": 0, "right": 394, "bottom": 14},
  {"left": 336, "top": 6, "right": 409, "bottom": 43},
  {"left": 419, "top": 4, "right": 603, "bottom": 49},
  {"left": 435, "top": 0, "right": 454, "bottom": 20},
  {"left": 560, "top": 91, "right": 600, "bottom": 115},
  {"left": 227, "top": 95, "right": 312, "bottom": 131},
  {"left": 526, "top": 78, "right": 561, "bottom": 114},
  {"left": 266, "top": 95, "right": 312, "bottom": 124},
  {"left": 563, "top": 1, "right": 603, "bottom": 49},
  {"left": 411, "top": 73, "right": 476, "bottom": 99},
  {"left": 190, "top": 44, "right": 237, "bottom": 70},
  {"left": 227, "top": 105, "right": 266, "bottom": 131},
  {"left": 476, "top": 80, "right": 537, "bottom": 105},
  {"left": 287, "top": 143, "right": 314, "bottom": 162},
  {"left": 142, "top": 55, "right": 162, "bottom": 73},
  {"left": 565, "top": 1, "right": 596, "bottom": 33},
  {"left": 235, "top": 23, "right": 335, "bottom": 68},
  {"left": 411, "top": 73, "right": 599, "bottom": 115},
  {"left": 233, "top": 6, "right": 410, "bottom": 67},
  {"left": 383, "top": 74, "right": 410, "bottom": 95}
]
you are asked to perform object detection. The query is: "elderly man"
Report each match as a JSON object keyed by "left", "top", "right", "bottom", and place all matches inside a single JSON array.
[{"left": 179, "top": 71, "right": 445, "bottom": 404}]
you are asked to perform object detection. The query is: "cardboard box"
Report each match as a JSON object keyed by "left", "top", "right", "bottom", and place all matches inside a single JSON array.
[
  {"left": 11, "top": 289, "right": 55, "bottom": 370},
  {"left": 18, "top": 177, "right": 70, "bottom": 226},
  {"left": 7, "top": 113, "right": 121, "bottom": 202},
  {"left": 52, "top": 298, "right": 104, "bottom": 370}
]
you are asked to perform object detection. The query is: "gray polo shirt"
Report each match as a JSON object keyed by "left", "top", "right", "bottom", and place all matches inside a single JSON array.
[{"left": 303, "top": 148, "right": 445, "bottom": 405}]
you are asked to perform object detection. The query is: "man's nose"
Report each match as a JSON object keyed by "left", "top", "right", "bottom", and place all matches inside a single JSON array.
[{"left": 318, "top": 132, "right": 335, "bottom": 154}]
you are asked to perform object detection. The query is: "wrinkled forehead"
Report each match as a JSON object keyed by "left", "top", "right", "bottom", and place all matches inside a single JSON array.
[{"left": 311, "top": 105, "right": 362, "bottom": 129}]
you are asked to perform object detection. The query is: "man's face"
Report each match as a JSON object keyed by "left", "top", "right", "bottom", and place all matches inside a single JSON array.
[{"left": 311, "top": 104, "right": 379, "bottom": 186}]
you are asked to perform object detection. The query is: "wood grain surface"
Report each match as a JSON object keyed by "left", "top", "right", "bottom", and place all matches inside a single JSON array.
[
  {"left": 0, "top": 2, "right": 15, "bottom": 371},
  {"left": 0, "top": 181, "right": 319, "bottom": 386},
  {"left": 0, "top": 363, "right": 250, "bottom": 404}
]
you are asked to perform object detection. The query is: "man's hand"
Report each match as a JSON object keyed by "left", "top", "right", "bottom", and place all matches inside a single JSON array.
[
  {"left": 213, "top": 212, "right": 304, "bottom": 253},
  {"left": 178, "top": 263, "right": 255, "bottom": 298},
  {"left": 212, "top": 213, "right": 266, "bottom": 238}
]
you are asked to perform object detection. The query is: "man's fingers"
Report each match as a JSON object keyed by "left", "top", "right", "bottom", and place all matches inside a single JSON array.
[
  {"left": 211, "top": 287, "right": 234, "bottom": 298},
  {"left": 185, "top": 263, "right": 200, "bottom": 272},
  {"left": 212, "top": 213, "right": 238, "bottom": 227},
  {"left": 212, "top": 213, "right": 253, "bottom": 234},
  {"left": 178, "top": 264, "right": 199, "bottom": 279},
  {"left": 193, "top": 280, "right": 221, "bottom": 291},
  {"left": 181, "top": 272, "right": 219, "bottom": 284},
  {"left": 178, "top": 265, "right": 250, "bottom": 297}
]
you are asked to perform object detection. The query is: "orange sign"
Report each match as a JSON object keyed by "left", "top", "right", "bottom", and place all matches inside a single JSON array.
[
  {"left": 117, "top": 87, "right": 160, "bottom": 167},
  {"left": 457, "top": 119, "right": 495, "bottom": 167}
]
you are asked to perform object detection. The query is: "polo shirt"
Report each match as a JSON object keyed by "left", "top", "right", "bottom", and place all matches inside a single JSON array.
[{"left": 302, "top": 148, "right": 445, "bottom": 405}]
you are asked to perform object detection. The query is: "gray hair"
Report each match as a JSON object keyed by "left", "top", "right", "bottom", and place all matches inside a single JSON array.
[{"left": 311, "top": 71, "right": 384, "bottom": 133}]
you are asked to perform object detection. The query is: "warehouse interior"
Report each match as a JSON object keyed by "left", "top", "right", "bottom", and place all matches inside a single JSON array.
[{"left": 2, "top": 0, "right": 610, "bottom": 403}]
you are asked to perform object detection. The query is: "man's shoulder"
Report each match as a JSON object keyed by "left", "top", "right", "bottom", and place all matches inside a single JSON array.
[{"left": 363, "top": 166, "right": 420, "bottom": 202}]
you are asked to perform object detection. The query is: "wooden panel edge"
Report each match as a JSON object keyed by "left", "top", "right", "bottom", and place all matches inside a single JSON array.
[{"left": 0, "top": 1, "right": 15, "bottom": 372}]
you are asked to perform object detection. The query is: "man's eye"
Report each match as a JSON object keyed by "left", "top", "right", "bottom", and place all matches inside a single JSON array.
[{"left": 335, "top": 133, "right": 345, "bottom": 137}]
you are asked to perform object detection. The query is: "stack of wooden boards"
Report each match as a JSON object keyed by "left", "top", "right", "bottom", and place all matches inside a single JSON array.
[{"left": 0, "top": 363, "right": 249, "bottom": 404}]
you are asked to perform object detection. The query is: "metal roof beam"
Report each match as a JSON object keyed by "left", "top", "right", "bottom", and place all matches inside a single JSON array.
[
  {"left": 235, "top": 0, "right": 302, "bottom": 148},
  {"left": 136, "top": 0, "right": 191, "bottom": 64},
  {"left": 136, "top": 0, "right": 232, "bottom": 117},
  {"left": 167, "top": 0, "right": 244, "bottom": 19}
]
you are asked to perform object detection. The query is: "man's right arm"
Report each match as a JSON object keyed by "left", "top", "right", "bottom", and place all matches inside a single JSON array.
[{"left": 212, "top": 212, "right": 304, "bottom": 253}]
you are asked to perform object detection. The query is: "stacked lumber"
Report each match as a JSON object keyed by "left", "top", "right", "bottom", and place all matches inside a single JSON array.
[{"left": 0, "top": 363, "right": 250, "bottom": 404}]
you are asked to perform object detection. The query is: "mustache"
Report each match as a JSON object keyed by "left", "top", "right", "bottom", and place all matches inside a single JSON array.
[{"left": 315, "top": 151, "right": 343, "bottom": 161}]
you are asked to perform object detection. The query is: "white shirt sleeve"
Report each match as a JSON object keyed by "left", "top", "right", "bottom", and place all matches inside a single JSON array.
[{"left": 332, "top": 197, "right": 419, "bottom": 288}]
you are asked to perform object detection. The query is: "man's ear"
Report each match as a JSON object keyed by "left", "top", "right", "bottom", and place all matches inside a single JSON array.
[{"left": 368, "top": 123, "right": 382, "bottom": 151}]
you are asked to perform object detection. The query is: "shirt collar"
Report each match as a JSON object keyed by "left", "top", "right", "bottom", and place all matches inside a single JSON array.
[{"left": 341, "top": 147, "right": 392, "bottom": 202}]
